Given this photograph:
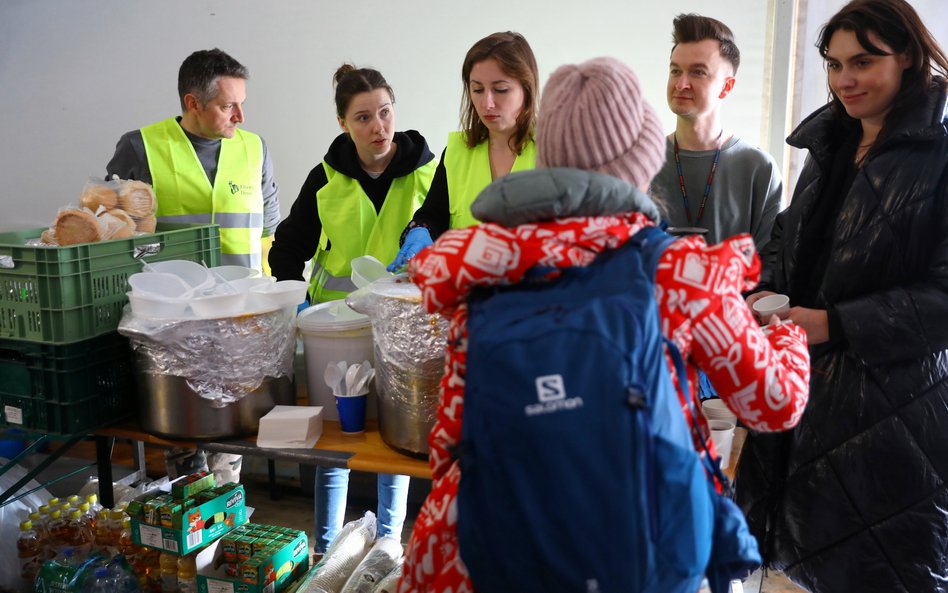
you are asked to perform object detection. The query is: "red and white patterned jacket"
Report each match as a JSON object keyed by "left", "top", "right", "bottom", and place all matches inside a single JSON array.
[{"left": 398, "top": 212, "right": 810, "bottom": 593}]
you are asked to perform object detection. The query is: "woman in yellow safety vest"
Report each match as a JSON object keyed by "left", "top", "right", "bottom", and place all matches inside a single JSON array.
[
  {"left": 387, "top": 31, "right": 539, "bottom": 272},
  {"left": 268, "top": 64, "right": 436, "bottom": 555},
  {"left": 269, "top": 65, "right": 436, "bottom": 304}
]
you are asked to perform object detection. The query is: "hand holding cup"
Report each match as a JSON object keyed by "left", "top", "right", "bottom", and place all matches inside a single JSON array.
[{"left": 751, "top": 293, "right": 790, "bottom": 325}]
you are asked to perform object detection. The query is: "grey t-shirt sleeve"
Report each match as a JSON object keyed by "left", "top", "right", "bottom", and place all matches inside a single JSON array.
[
  {"left": 260, "top": 138, "right": 280, "bottom": 237},
  {"left": 105, "top": 130, "right": 152, "bottom": 184}
]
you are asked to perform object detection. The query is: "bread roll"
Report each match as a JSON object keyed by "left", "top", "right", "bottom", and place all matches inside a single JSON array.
[
  {"left": 55, "top": 209, "right": 102, "bottom": 245},
  {"left": 40, "top": 228, "right": 58, "bottom": 246},
  {"left": 98, "top": 208, "right": 136, "bottom": 239},
  {"left": 135, "top": 214, "right": 157, "bottom": 233},
  {"left": 79, "top": 183, "right": 119, "bottom": 211},
  {"left": 118, "top": 180, "right": 156, "bottom": 218}
]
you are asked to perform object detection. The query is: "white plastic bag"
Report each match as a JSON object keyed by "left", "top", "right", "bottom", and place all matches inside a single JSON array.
[
  {"left": 298, "top": 511, "right": 377, "bottom": 593},
  {"left": 340, "top": 536, "right": 402, "bottom": 593}
]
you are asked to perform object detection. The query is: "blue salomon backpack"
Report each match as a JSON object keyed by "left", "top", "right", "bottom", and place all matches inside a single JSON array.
[{"left": 457, "top": 225, "right": 759, "bottom": 593}]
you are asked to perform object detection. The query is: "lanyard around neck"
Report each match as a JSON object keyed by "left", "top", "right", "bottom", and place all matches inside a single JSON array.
[{"left": 673, "top": 132, "right": 723, "bottom": 226}]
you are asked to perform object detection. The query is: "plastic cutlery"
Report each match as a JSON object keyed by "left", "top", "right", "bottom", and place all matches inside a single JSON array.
[{"left": 324, "top": 360, "right": 347, "bottom": 395}]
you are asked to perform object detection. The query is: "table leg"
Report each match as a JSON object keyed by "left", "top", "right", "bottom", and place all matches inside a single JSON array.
[{"left": 95, "top": 435, "right": 115, "bottom": 508}]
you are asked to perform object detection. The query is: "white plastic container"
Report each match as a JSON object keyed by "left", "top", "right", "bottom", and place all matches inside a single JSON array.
[{"left": 298, "top": 300, "right": 374, "bottom": 421}]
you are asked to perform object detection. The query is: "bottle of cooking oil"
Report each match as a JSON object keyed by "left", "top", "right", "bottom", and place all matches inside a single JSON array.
[
  {"left": 27, "top": 510, "right": 51, "bottom": 560},
  {"left": 177, "top": 552, "right": 198, "bottom": 593},
  {"left": 140, "top": 547, "right": 162, "bottom": 593},
  {"left": 85, "top": 493, "right": 103, "bottom": 515},
  {"left": 159, "top": 551, "right": 178, "bottom": 593},
  {"left": 17, "top": 520, "right": 42, "bottom": 585},
  {"left": 46, "top": 509, "right": 68, "bottom": 558},
  {"left": 66, "top": 509, "right": 93, "bottom": 557},
  {"left": 109, "top": 508, "right": 127, "bottom": 550},
  {"left": 118, "top": 516, "right": 140, "bottom": 567},
  {"left": 94, "top": 509, "right": 112, "bottom": 551}
]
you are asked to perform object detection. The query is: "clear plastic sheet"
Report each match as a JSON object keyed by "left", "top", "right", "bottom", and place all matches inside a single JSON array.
[
  {"left": 345, "top": 277, "right": 447, "bottom": 438},
  {"left": 118, "top": 305, "right": 296, "bottom": 407}
]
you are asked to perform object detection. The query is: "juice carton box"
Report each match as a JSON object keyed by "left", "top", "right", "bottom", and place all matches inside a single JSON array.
[
  {"left": 197, "top": 525, "right": 309, "bottom": 593},
  {"left": 132, "top": 483, "right": 247, "bottom": 555}
]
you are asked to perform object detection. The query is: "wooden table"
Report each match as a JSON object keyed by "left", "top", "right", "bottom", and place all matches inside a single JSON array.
[{"left": 93, "top": 418, "right": 431, "bottom": 506}]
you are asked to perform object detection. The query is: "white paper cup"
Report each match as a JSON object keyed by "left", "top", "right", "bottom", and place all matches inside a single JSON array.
[
  {"left": 752, "top": 293, "right": 791, "bottom": 320},
  {"left": 709, "top": 419, "right": 736, "bottom": 469},
  {"left": 701, "top": 398, "right": 737, "bottom": 423}
]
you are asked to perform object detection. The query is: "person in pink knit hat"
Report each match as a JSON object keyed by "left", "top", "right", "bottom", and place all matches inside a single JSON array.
[{"left": 397, "top": 57, "right": 811, "bottom": 593}]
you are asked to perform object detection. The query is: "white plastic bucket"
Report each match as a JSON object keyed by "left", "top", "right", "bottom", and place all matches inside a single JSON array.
[{"left": 297, "top": 300, "right": 375, "bottom": 421}]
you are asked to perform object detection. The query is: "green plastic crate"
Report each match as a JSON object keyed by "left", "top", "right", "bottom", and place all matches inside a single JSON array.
[
  {"left": 0, "top": 223, "right": 220, "bottom": 344},
  {"left": 0, "top": 332, "right": 133, "bottom": 403},
  {"left": 0, "top": 392, "right": 131, "bottom": 434},
  {"left": 0, "top": 332, "right": 135, "bottom": 433}
]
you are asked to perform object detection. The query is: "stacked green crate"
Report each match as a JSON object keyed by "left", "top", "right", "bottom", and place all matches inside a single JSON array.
[{"left": 0, "top": 223, "right": 221, "bottom": 433}]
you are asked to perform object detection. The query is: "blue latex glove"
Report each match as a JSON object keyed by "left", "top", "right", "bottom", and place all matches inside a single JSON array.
[
  {"left": 387, "top": 227, "right": 433, "bottom": 272},
  {"left": 296, "top": 298, "right": 310, "bottom": 315}
]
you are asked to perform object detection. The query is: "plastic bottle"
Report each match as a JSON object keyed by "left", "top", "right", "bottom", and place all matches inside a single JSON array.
[
  {"left": 66, "top": 494, "right": 81, "bottom": 507},
  {"left": 47, "top": 496, "right": 61, "bottom": 509},
  {"left": 81, "top": 566, "right": 115, "bottom": 593},
  {"left": 158, "top": 551, "right": 178, "bottom": 593},
  {"left": 110, "top": 508, "right": 128, "bottom": 548},
  {"left": 67, "top": 508, "right": 94, "bottom": 556},
  {"left": 17, "top": 519, "right": 42, "bottom": 583},
  {"left": 118, "top": 516, "right": 140, "bottom": 567},
  {"left": 46, "top": 509, "right": 68, "bottom": 557},
  {"left": 94, "top": 509, "right": 112, "bottom": 551},
  {"left": 79, "top": 502, "right": 96, "bottom": 535},
  {"left": 28, "top": 510, "right": 51, "bottom": 559},
  {"left": 109, "top": 555, "right": 143, "bottom": 593},
  {"left": 85, "top": 493, "right": 103, "bottom": 515},
  {"left": 141, "top": 548, "right": 162, "bottom": 593},
  {"left": 177, "top": 552, "right": 198, "bottom": 593}
]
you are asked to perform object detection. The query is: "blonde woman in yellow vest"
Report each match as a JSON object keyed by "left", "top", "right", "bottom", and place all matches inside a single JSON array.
[
  {"left": 107, "top": 48, "right": 281, "bottom": 273},
  {"left": 388, "top": 31, "right": 539, "bottom": 272},
  {"left": 268, "top": 64, "right": 435, "bottom": 556}
]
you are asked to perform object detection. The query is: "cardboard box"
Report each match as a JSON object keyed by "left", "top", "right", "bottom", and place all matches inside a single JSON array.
[
  {"left": 132, "top": 484, "right": 247, "bottom": 555},
  {"left": 197, "top": 526, "right": 309, "bottom": 593}
]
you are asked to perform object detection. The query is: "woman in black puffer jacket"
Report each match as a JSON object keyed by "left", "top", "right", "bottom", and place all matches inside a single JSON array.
[{"left": 735, "top": 1, "right": 948, "bottom": 591}]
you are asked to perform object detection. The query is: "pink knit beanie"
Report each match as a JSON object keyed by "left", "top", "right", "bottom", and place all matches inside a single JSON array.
[{"left": 537, "top": 57, "right": 666, "bottom": 190}]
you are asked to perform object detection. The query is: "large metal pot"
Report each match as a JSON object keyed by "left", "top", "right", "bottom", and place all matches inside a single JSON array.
[
  {"left": 347, "top": 277, "right": 448, "bottom": 458},
  {"left": 374, "top": 351, "right": 443, "bottom": 458},
  {"left": 135, "top": 371, "right": 295, "bottom": 439}
]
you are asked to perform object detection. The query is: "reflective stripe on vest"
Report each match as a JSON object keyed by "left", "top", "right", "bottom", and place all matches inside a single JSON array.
[
  {"left": 308, "top": 159, "right": 436, "bottom": 303},
  {"left": 141, "top": 118, "right": 264, "bottom": 270},
  {"left": 444, "top": 131, "right": 536, "bottom": 229}
]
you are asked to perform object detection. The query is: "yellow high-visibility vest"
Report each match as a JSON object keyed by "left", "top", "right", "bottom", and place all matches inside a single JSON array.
[
  {"left": 444, "top": 131, "right": 536, "bottom": 229},
  {"left": 141, "top": 118, "right": 264, "bottom": 270},
  {"left": 309, "top": 160, "right": 436, "bottom": 303}
]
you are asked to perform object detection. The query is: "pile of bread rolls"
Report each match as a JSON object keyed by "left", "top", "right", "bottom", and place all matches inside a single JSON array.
[{"left": 42, "top": 179, "right": 157, "bottom": 246}]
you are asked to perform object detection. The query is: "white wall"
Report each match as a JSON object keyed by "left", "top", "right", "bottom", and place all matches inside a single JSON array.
[
  {"left": 0, "top": 0, "right": 772, "bottom": 231},
  {"left": 1, "top": 0, "right": 944, "bottom": 233}
]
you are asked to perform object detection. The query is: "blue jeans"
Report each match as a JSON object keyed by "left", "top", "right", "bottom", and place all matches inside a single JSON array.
[{"left": 313, "top": 466, "right": 410, "bottom": 553}]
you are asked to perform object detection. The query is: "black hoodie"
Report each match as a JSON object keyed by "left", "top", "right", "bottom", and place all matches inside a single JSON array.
[{"left": 269, "top": 130, "right": 434, "bottom": 282}]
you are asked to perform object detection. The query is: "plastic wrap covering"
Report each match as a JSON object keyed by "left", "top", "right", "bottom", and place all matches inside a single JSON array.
[
  {"left": 371, "top": 563, "right": 402, "bottom": 593},
  {"left": 340, "top": 536, "right": 403, "bottom": 593},
  {"left": 346, "top": 277, "right": 447, "bottom": 455},
  {"left": 117, "top": 306, "right": 296, "bottom": 407},
  {"left": 297, "top": 511, "right": 377, "bottom": 593}
]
